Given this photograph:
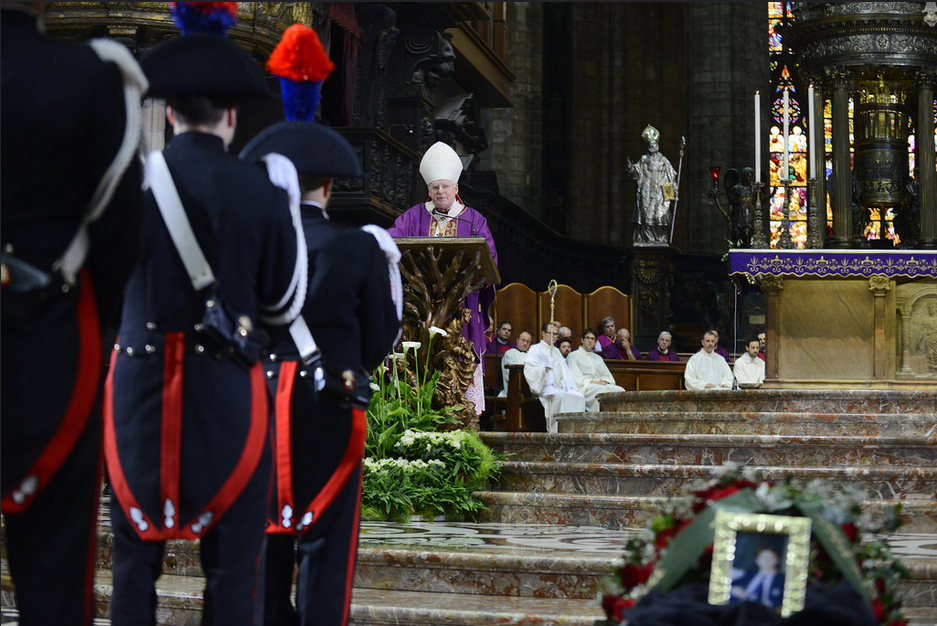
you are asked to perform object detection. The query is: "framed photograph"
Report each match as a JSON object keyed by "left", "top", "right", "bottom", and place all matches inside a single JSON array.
[{"left": 708, "top": 510, "right": 812, "bottom": 617}]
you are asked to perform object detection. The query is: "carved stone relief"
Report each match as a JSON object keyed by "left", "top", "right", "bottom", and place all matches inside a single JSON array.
[{"left": 896, "top": 282, "right": 937, "bottom": 378}]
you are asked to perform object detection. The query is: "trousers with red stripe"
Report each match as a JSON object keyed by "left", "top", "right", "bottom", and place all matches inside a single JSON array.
[{"left": 260, "top": 357, "right": 367, "bottom": 626}]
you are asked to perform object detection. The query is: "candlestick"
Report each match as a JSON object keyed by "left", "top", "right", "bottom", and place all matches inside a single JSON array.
[
  {"left": 808, "top": 84, "right": 816, "bottom": 179},
  {"left": 754, "top": 91, "right": 761, "bottom": 182},
  {"left": 782, "top": 89, "right": 790, "bottom": 183}
]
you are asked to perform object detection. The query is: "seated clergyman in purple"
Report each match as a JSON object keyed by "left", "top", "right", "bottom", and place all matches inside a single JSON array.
[{"left": 646, "top": 331, "right": 681, "bottom": 361}]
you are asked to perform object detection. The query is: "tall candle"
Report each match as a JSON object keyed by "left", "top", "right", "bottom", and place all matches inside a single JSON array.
[
  {"left": 782, "top": 88, "right": 790, "bottom": 183},
  {"left": 808, "top": 84, "right": 816, "bottom": 179},
  {"left": 754, "top": 91, "right": 761, "bottom": 182}
]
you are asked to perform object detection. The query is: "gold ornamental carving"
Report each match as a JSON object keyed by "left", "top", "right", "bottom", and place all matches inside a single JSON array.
[
  {"left": 394, "top": 238, "right": 500, "bottom": 430},
  {"left": 868, "top": 275, "right": 892, "bottom": 297},
  {"left": 759, "top": 274, "right": 784, "bottom": 294},
  {"left": 45, "top": 2, "right": 326, "bottom": 57}
]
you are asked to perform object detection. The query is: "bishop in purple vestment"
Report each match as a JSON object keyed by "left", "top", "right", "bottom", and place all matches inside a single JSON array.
[{"left": 387, "top": 142, "right": 498, "bottom": 359}]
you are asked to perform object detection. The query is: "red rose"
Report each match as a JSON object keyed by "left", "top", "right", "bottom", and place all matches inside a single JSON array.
[
  {"left": 602, "top": 594, "right": 636, "bottom": 621},
  {"left": 655, "top": 527, "right": 679, "bottom": 550},
  {"left": 871, "top": 598, "right": 885, "bottom": 621},
  {"left": 692, "top": 480, "right": 759, "bottom": 512},
  {"left": 618, "top": 563, "right": 655, "bottom": 589},
  {"left": 618, "top": 564, "right": 641, "bottom": 589},
  {"left": 841, "top": 523, "right": 859, "bottom": 542}
]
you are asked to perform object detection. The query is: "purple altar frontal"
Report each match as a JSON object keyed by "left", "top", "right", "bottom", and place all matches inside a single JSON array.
[{"left": 728, "top": 249, "right": 937, "bottom": 280}]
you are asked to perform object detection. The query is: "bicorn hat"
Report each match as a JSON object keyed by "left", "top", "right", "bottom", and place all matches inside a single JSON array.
[
  {"left": 419, "top": 141, "right": 463, "bottom": 185},
  {"left": 140, "top": 3, "right": 271, "bottom": 99},
  {"left": 239, "top": 121, "right": 364, "bottom": 178}
]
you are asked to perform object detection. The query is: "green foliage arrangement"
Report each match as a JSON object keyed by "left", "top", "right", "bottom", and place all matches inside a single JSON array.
[{"left": 362, "top": 327, "right": 502, "bottom": 522}]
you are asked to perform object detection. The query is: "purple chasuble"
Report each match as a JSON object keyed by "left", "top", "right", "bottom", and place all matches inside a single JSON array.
[{"left": 387, "top": 204, "right": 498, "bottom": 357}]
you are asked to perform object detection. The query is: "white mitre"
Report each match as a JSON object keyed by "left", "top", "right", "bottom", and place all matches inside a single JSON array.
[{"left": 419, "top": 141, "right": 463, "bottom": 184}]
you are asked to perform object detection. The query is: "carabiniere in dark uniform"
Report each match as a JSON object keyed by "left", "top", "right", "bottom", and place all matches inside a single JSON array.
[
  {"left": 1, "top": 4, "right": 146, "bottom": 624},
  {"left": 241, "top": 107, "right": 402, "bottom": 626},
  {"left": 101, "top": 9, "right": 308, "bottom": 624}
]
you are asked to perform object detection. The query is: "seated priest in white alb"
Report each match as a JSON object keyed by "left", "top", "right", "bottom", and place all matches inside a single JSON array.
[
  {"left": 566, "top": 328, "right": 627, "bottom": 411},
  {"left": 498, "top": 331, "right": 532, "bottom": 399},
  {"left": 733, "top": 337, "right": 765, "bottom": 388},
  {"left": 524, "top": 322, "right": 585, "bottom": 433},
  {"left": 684, "top": 331, "right": 734, "bottom": 390}
]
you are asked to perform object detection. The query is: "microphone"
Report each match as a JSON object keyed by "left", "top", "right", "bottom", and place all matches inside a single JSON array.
[{"left": 431, "top": 208, "right": 476, "bottom": 236}]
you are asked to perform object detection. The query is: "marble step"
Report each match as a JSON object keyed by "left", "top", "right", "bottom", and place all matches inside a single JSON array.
[
  {"left": 53, "top": 571, "right": 605, "bottom": 626},
  {"left": 355, "top": 546, "right": 616, "bottom": 600},
  {"left": 480, "top": 432, "right": 937, "bottom": 466},
  {"left": 560, "top": 410, "right": 937, "bottom": 436},
  {"left": 90, "top": 527, "right": 627, "bottom": 601},
  {"left": 593, "top": 388, "right": 937, "bottom": 416},
  {"left": 475, "top": 490, "right": 937, "bottom": 532},
  {"left": 492, "top": 461, "right": 937, "bottom": 501},
  {"left": 5, "top": 523, "right": 936, "bottom": 625},
  {"left": 348, "top": 587, "right": 604, "bottom": 625}
]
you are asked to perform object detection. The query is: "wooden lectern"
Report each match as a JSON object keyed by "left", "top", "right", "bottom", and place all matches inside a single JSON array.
[{"left": 392, "top": 237, "right": 500, "bottom": 428}]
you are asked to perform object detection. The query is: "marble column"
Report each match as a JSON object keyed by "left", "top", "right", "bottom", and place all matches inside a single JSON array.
[
  {"left": 916, "top": 70, "right": 937, "bottom": 249},
  {"left": 828, "top": 68, "right": 853, "bottom": 249},
  {"left": 760, "top": 274, "right": 783, "bottom": 387},
  {"left": 868, "top": 276, "right": 891, "bottom": 381},
  {"left": 806, "top": 83, "right": 826, "bottom": 249}
]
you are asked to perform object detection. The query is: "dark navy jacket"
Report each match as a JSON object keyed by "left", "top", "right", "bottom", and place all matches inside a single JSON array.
[
  {"left": 265, "top": 202, "right": 399, "bottom": 533},
  {"left": 105, "top": 132, "right": 304, "bottom": 540},
  {"left": 1, "top": 7, "right": 143, "bottom": 512}
]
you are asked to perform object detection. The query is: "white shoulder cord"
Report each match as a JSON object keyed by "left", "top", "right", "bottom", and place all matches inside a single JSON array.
[
  {"left": 258, "top": 152, "right": 308, "bottom": 326},
  {"left": 362, "top": 224, "right": 404, "bottom": 345},
  {"left": 54, "top": 39, "right": 148, "bottom": 287}
]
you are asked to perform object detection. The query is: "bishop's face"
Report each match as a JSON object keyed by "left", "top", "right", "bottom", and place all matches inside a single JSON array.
[{"left": 428, "top": 179, "right": 458, "bottom": 211}]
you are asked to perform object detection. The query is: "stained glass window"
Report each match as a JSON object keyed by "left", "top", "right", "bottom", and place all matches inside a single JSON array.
[
  {"left": 770, "top": 2, "right": 937, "bottom": 248},
  {"left": 767, "top": 2, "right": 810, "bottom": 248}
]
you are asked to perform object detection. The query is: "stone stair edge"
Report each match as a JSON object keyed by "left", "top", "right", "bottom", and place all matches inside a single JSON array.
[
  {"left": 494, "top": 461, "right": 937, "bottom": 478},
  {"left": 480, "top": 431, "right": 937, "bottom": 446},
  {"left": 348, "top": 586, "right": 604, "bottom": 626},
  {"left": 92, "top": 531, "right": 622, "bottom": 576},
  {"left": 474, "top": 490, "right": 937, "bottom": 511},
  {"left": 564, "top": 410, "right": 937, "bottom": 420},
  {"left": 356, "top": 547, "right": 619, "bottom": 573},
  {"left": 588, "top": 388, "right": 937, "bottom": 401}
]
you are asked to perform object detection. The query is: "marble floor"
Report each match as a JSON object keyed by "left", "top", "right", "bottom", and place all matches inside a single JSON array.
[
  {"left": 359, "top": 520, "right": 641, "bottom": 556},
  {"left": 356, "top": 519, "right": 937, "bottom": 561}
]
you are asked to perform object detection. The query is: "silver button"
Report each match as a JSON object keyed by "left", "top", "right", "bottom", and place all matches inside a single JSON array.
[
  {"left": 146, "top": 322, "right": 157, "bottom": 330},
  {"left": 114, "top": 343, "right": 121, "bottom": 352},
  {"left": 126, "top": 347, "right": 135, "bottom": 356},
  {"left": 145, "top": 344, "right": 156, "bottom": 354},
  {"left": 266, "top": 370, "right": 275, "bottom": 379},
  {"left": 269, "top": 353, "right": 278, "bottom": 362},
  {"left": 195, "top": 344, "right": 205, "bottom": 354}
]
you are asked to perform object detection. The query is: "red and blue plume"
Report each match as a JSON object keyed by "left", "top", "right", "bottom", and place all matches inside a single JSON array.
[
  {"left": 170, "top": 2, "right": 237, "bottom": 36},
  {"left": 267, "top": 23, "right": 334, "bottom": 122}
]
